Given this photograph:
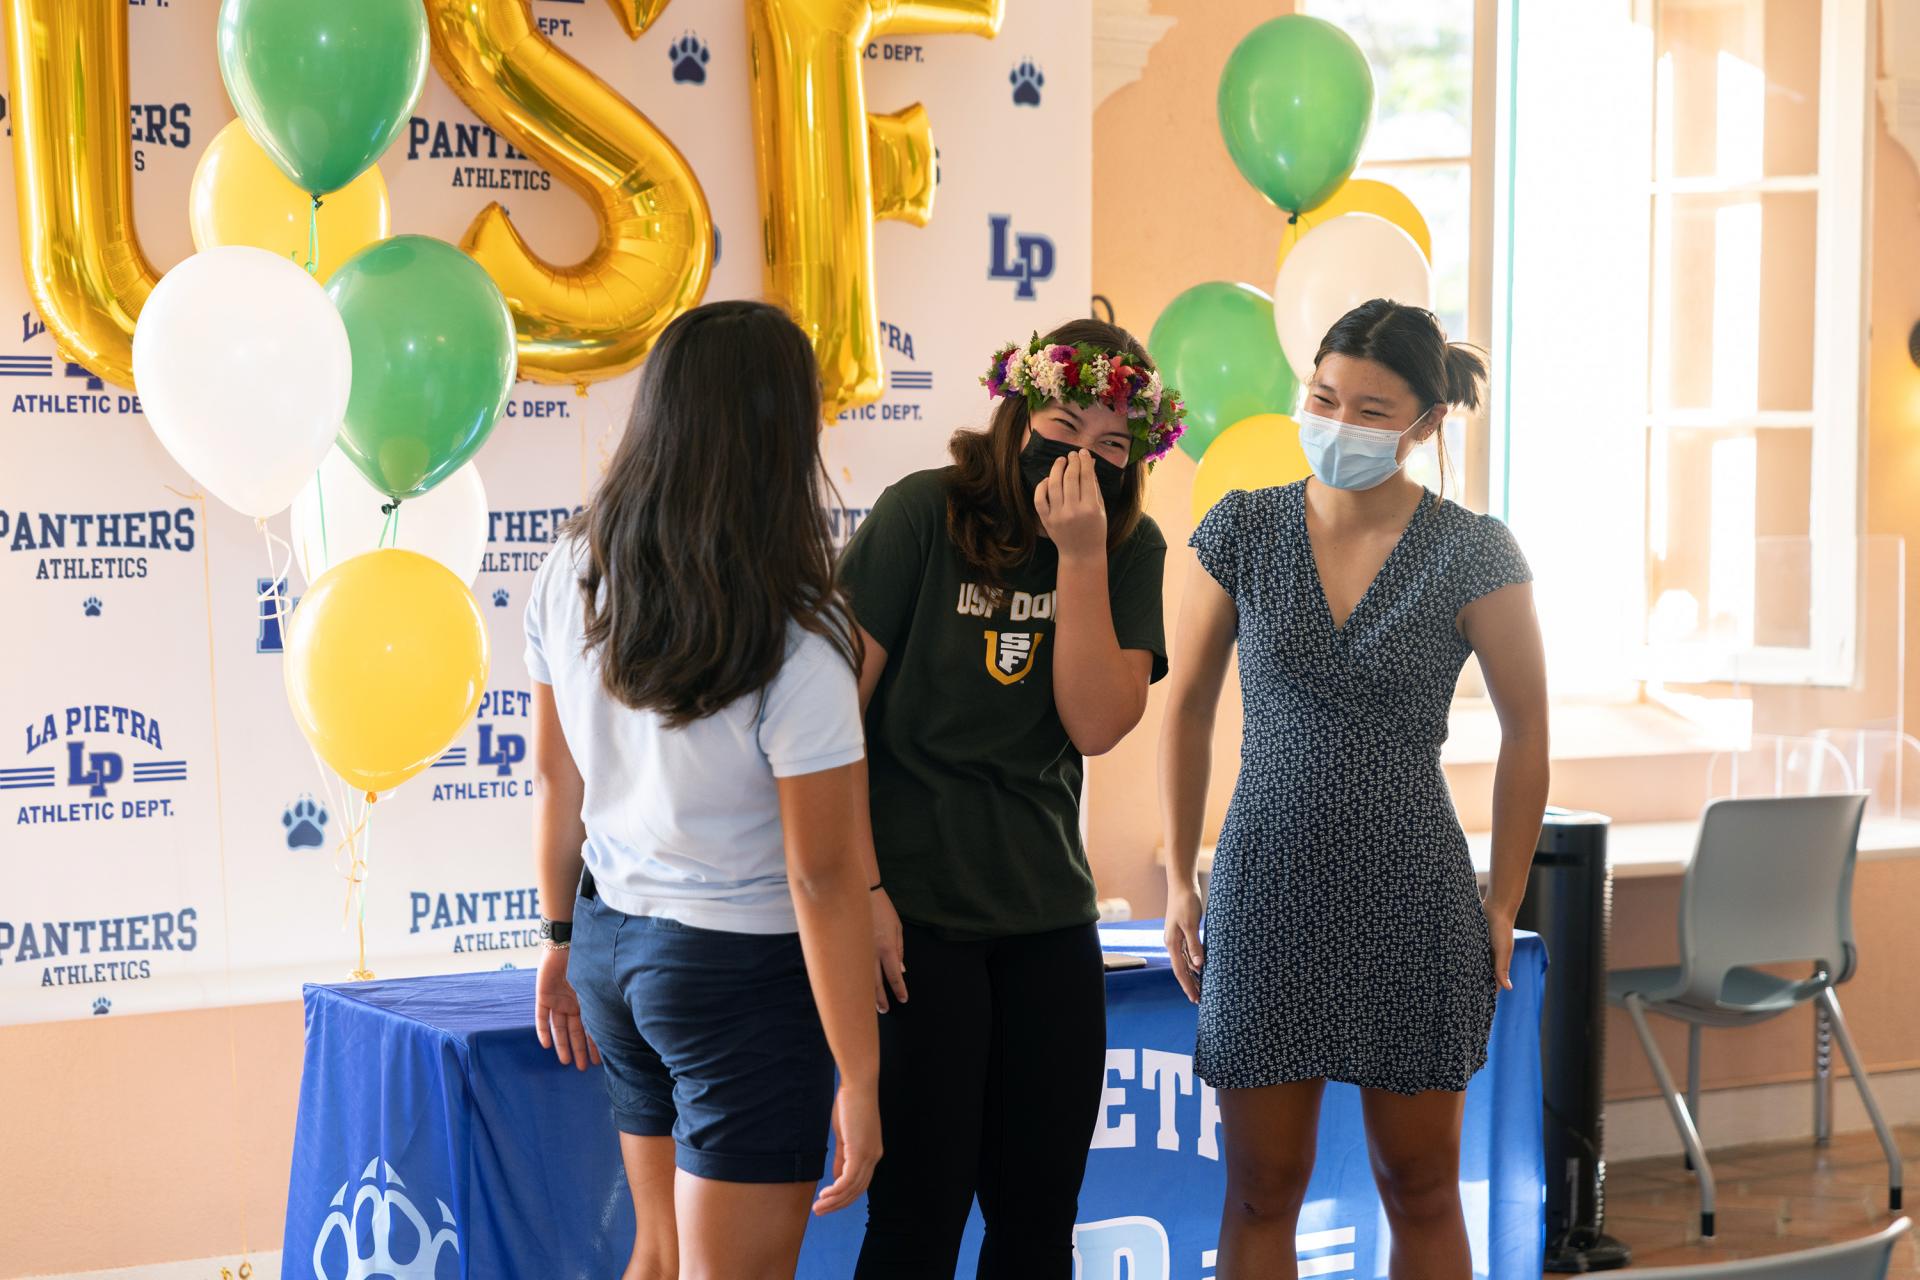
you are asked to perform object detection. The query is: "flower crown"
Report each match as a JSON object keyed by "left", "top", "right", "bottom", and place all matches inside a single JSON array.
[{"left": 981, "top": 334, "right": 1188, "bottom": 466}]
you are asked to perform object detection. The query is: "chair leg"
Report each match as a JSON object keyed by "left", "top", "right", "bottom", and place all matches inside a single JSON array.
[
  {"left": 1685, "top": 1024, "right": 1702, "bottom": 1171},
  {"left": 1814, "top": 999, "right": 1834, "bottom": 1147},
  {"left": 1627, "top": 994, "right": 1717, "bottom": 1238},
  {"left": 1819, "top": 986, "right": 1905, "bottom": 1212}
]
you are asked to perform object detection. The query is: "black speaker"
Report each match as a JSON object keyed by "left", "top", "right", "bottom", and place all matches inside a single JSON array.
[{"left": 1515, "top": 808, "right": 1631, "bottom": 1271}]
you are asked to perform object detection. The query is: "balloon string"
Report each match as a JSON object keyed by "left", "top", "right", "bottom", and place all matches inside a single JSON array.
[
  {"left": 176, "top": 484, "right": 255, "bottom": 1275},
  {"left": 377, "top": 501, "right": 401, "bottom": 548},
  {"left": 314, "top": 467, "right": 331, "bottom": 573},
  {"left": 255, "top": 519, "right": 295, "bottom": 612},
  {"left": 305, "top": 196, "right": 321, "bottom": 275},
  {"left": 333, "top": 790, "right": 377, "bottom": 980}
]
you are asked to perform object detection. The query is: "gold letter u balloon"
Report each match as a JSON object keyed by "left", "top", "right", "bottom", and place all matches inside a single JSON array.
[
  {"left": 426, "top": 0, "right": 713, "bottom": 387},
  {"left": 1, "top": 0, "right": 159, "bottom": 391},
  {"left": 749, "top": 0, "right": 1003, "bottom": 418}
]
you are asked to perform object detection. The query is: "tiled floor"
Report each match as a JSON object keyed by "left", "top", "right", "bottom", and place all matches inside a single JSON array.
[{"left": 1590, "top": 1124, "right": 1918, "bottom": 1274}]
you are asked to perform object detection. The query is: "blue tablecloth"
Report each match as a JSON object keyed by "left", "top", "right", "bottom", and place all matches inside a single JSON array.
[{"left": 284, "top": 924, "right": 1544, "bottom": 1279}]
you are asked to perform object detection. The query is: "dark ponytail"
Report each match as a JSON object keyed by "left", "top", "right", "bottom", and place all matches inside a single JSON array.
[
  {"left": 1314, "top": 298, "right": 1488, "bottom": 496},
  {"left": 1442, "top": 343, "right": 1488, "bottom": 414}
]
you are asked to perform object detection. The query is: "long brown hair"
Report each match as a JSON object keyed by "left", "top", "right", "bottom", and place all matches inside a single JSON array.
[
  {"left": 572, "top": 300, "right": 856, "bottom": 727},
  {"left": 945, "top": 318, "right": 1153, "bottom": 591}
]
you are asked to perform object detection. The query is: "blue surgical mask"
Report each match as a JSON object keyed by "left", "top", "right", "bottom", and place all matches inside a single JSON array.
[{"left": 1297, "top": 410, "right": 1409, "bottom": 491}]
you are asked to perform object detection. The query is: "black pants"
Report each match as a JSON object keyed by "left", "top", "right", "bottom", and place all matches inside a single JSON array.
[{"left": 855, "top": 920, "right": 1107, "bottom": 1279}]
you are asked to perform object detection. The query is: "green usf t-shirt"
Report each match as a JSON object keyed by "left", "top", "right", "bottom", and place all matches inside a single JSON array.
[{"left": 840, "top": 467, "right": 1168, "bottom": 940}]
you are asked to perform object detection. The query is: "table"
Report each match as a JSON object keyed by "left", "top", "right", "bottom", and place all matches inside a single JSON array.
[{"left": 283, "top": 925, "right": 1545, "bottom": 1279}]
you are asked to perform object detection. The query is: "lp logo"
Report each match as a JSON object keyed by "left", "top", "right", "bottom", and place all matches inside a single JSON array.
[
  {"left": 477, "top": 725, "right": 526, "bottom": 777},
  {"left": 1075, "top": 1216, "right": 1170, "bottom": 1280},
  {"left": 988, "top": 215, "right": 1055, "bottom": 301},
  {"left": 66, "top": 741, "right": 123, "bottom": 797}
]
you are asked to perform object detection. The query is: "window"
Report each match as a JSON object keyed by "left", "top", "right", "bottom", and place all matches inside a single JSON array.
[
  {"left": 1303, "top": 0, "right": 1494, "bottom": 503},
  {"left": 1498, "top": 0, "right": 1872, "bottom": 696}
]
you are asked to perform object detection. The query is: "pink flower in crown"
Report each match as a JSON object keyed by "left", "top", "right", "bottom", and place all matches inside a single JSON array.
[{"left": 1048, "top": 344, "right": 1074, "bottom": 363}]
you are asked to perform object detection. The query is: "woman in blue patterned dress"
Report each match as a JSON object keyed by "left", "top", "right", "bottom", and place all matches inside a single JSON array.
[{"left": 1157, "top": 299, "right": 1550, "bottom": 1279}]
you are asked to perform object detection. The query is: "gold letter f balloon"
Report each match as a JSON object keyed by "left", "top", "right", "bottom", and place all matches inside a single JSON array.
[{"left": 749, "top": 0, "right": 1003, "bottom": 419}]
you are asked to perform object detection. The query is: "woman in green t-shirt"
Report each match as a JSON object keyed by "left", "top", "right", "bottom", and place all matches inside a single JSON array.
[{"left": 839, "top": 320, "right": 1184, "bottom": 1277}]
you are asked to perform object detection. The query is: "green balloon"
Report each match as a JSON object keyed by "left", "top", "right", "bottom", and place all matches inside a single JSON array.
[
  {"left": 1150, "top": 283, "right": 1300, "bottom": 462},
  {"left": 217, "top": 0, "right": 429, "bottom": 196},
  {"left": 327, "top": 236, "right": 518, "bottom": 501},
  {"left": 1217, "top": 16, "right": 1374, "bottom": 214}
]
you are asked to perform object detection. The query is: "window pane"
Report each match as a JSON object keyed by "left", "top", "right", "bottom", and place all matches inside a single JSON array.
[
  {"left": 1303, "top": 0, "right": 1474, "bottom": 160},
  {"left": 1655, "top": 0, "right": 1820, "bottom": 181},
  {"left": 1646, "top": 425, "right": 1812, "bottom": 649},
  {"left": 1654, "top": 190, "right": 1816, "bottom": 415},
  {"left": 1359, "top": 162, "right": 1470, "bottom": 339}
]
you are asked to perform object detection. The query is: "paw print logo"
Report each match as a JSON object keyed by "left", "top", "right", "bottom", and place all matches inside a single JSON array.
[
  {"left": 314, "top": 1158, "right": 460, "bottom": 1280},
  {"left": 1010, "top": 60, "right": 1044, "bottom": 108},
  {"left": 283, "top": 794, "right": 329, "bottom": 850},
  {"left": 491, "top": 588, "right": 510, "bottom": 608},
  {"left": 670, "top": 32, "right": 710, "bottom": 85},
  {"left": 82, "top": 596, "right": 102, "bottom": 618},
  {"left": 500, "top": 962, "right": 517, "bottom": 971},
  {"left": 92, "top": 997, "right": 111, "bottom": 1016}
]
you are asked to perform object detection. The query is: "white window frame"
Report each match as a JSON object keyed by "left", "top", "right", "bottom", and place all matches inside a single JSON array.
[
  {"left": 1494, "top": 0, "right": 1874, "bottom": 691},
  {"left": 1640, "top": 0, "right": 1873, "bottom": 687}
]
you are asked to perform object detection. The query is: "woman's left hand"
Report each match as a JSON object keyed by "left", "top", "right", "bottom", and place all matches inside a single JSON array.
[
  {"left": 1485, "top": 905, "right": 1515, "bottom": 992},
  {"left": 535, "top": 944, "right": 601, "bottom": 1070},
  {"left": 1034, "top": 450, "right": 1107, "bottom": 561}
]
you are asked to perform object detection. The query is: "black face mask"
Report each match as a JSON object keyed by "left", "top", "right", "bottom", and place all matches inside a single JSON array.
[{"left": 1019, "top": 432, "right": 1128, "bottom": 509}]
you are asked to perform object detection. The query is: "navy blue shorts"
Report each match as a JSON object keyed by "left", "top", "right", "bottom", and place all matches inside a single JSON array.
[{"left": 567, "top": 887, "right": 835, "bottom": 1184}]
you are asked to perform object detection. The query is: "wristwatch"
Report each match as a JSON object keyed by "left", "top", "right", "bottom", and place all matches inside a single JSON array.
[{"left": 538, "top": 917, "right": 573, "bottom": 948}]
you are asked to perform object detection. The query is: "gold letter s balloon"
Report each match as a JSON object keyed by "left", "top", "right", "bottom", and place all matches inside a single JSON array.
[
  {"left": 1, "top": 0, "right": 159, "bottom": 390},
  {"left": 425, "top": 0, "right": 712, "bottom": 386},
  {"left": 748, "top": 0, "right": 1003, "bottom": 419},
  {"left": 284, "top": 550, "right": 491, "bottom": 797}
]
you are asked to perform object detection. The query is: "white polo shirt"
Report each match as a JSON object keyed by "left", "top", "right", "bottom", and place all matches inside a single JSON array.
[{"left": 524, "top": 536, "right": 865, "bottom": 934}]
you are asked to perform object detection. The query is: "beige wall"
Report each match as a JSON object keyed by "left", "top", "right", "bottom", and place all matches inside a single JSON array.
[
  {"left": 0, "top": 1001, "right": 303, "bottom": 1276},
  {"left": 5, "top": 3, "right": 1920, "bottom": 1273}
]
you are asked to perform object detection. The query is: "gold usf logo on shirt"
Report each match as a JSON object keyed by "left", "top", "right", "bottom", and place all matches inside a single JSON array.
[
  {"left": 984, "top": 631, "right": 1045, "bottom": 685},
  {"left": 957, "top": 583, "right": 1053, "bottom": 686}
]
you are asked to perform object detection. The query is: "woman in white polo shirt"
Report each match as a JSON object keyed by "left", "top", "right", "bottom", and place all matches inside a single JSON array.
[{"left": 525, "top": 301, "right": 880, "bottom": 1278}]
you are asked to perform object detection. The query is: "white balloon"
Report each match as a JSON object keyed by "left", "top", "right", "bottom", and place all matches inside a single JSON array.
[
  {"left": 1272, "top": 213, "right": 1434, "bottom": 382},
  {"left": 132, "top": 246, "right": 351, "bottom": 519},
  {"left": 290, "top": 448, "right": 489, "bottom": 588}
]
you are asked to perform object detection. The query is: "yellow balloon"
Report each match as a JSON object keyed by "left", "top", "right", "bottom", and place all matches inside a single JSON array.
[
  {"left": 426, "top": 0, "right": 713, "bottom": 386},
  {"left": 1191, "top": 414, "right": 1313, "bottom": 525},
  {"left": 1276, "top": 178, "right": 1432, "bottom": 271},
  {"left": 2, "top": 0, "right": 159, "bottom": 390},
  {"left": 189, "top": 120, "right": 390, "bottom": 282},
  {"left": 747, "top": 0, "right": 1003, "bottom": 418},
  {"left": 284, "top": 549, "right": 491, "bottom": 797}
]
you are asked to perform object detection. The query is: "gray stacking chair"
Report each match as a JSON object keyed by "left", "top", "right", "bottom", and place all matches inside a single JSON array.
[
  {"left": 1606, "top": 793, "right": 1902, "bottom": 1239},
  {"left": 1614, "top": 1216, "right": 1910, "bottom": 1278}
]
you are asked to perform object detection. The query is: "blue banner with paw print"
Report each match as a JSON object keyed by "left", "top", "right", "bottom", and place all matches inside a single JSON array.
[{"left": 283, "top": 928, "right": 1544, "bottom": 1278}]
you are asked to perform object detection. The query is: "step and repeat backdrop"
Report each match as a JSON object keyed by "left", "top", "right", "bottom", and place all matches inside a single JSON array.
[{"left": 0, "top": 0, "right": 1090, "bottom": 1025}]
